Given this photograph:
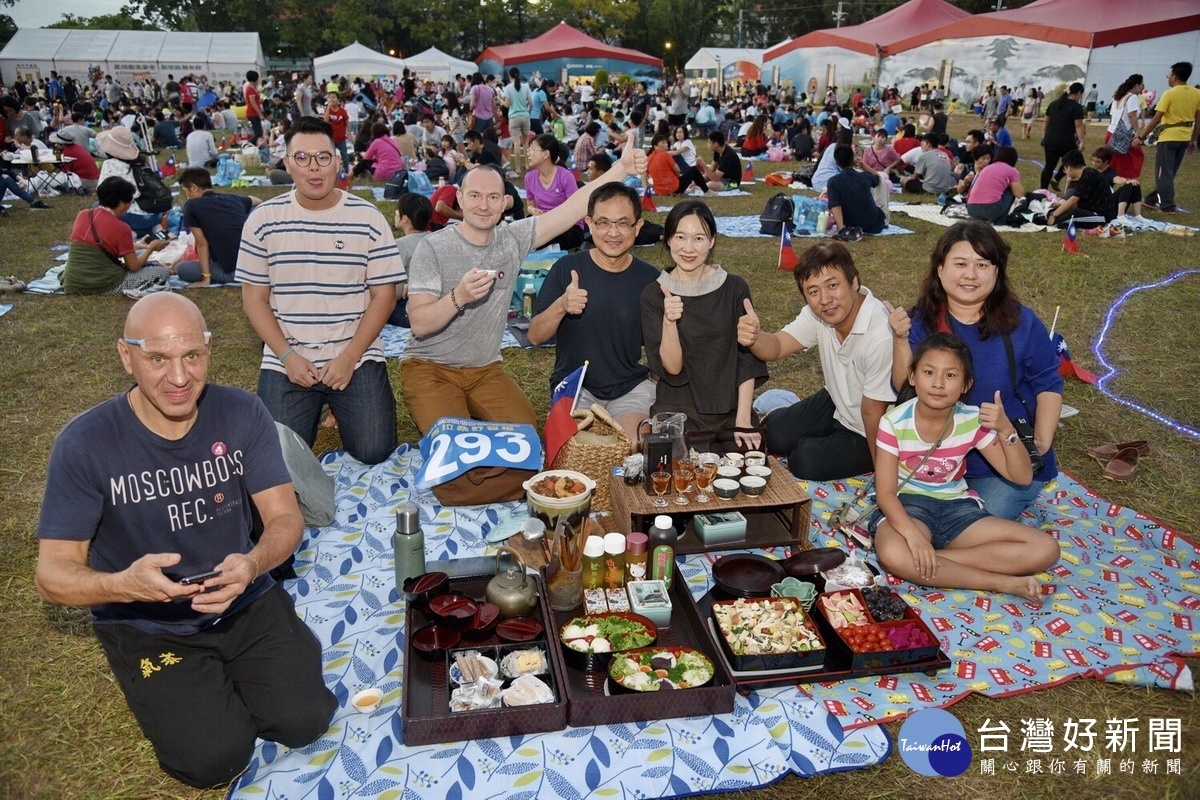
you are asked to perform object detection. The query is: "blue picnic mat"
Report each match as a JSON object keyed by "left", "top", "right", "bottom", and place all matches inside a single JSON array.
[
  {"left": 716, "top": 215, "right": 912, "bottom": 238},
  {"left": 227, "top": 446, "right": 892, "bottom": 799}
]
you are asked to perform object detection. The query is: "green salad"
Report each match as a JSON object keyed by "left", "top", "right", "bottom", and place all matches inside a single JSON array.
[
  {"left": 561, "top": 615, "right": 654, "bottom": 653},
  {"left": 609, "top": 647, "right": 714, "bottom": 691}
]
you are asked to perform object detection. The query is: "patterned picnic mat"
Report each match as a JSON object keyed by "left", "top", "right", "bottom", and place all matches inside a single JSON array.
[{"left": 226, "top": 445, "right": 891, "bottom": 800}]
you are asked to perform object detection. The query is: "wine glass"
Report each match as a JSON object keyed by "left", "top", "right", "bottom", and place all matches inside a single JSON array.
[
  {"left": 694, "top": 454, "right": 718, "bottom": 503},
  {"left": 651, "top": 470, "right": 671, "bottom": 507},
  {"left": 672, "top": 460, "right": 694, "bottom": 505}
]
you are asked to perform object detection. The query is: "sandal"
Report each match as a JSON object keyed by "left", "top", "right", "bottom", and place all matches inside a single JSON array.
[
  {"left": 1103, "top": 447, "right": 1141, "bottom": 481},
  {"left": 1087, "top": 440, "right": 1150, "bottom": 462}
]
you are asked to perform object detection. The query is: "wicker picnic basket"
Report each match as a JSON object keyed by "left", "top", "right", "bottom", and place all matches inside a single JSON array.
[{"left": 550, "top": 405, "right": 630, "bottom": 512}]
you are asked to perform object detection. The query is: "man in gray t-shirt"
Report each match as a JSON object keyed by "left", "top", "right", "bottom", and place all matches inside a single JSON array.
[
  {"left": 903, "top": 134, "right": 956, "bottom": 195},
  {"left": 402, "top": 154, "right": 646, "bottom": 437}
]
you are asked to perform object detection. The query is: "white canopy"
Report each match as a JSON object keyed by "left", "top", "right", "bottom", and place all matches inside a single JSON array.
[
  {"left": 314, "top": 42, "right": 406, "bottom": 82},
  {"left": 684, "top": 47, "right": 763, "bottom": 76},
  {"left": 0, "top": 28, "right": 264, "bottom": 85},
  {"left": 403, "top": 47, "right": 477, "bottom": 83}
]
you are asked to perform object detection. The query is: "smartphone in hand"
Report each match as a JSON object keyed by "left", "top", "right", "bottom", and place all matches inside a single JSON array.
[{"left": 178, "top": 569, "right": 221, "bottom": 585}]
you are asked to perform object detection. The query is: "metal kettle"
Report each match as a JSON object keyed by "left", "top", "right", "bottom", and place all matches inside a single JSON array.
[{"left": 485, "top": 546, "right": 539, "bottom": 618}]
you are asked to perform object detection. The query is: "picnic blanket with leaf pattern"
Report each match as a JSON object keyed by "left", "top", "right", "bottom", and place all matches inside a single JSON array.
[{"left": 226, "top": 445, "right": 890, "bottom": 800}]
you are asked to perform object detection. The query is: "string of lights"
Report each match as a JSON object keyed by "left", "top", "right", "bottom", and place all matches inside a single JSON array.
[{"left": 1092, "top": 268, "right": 1200, "bottom": 442}]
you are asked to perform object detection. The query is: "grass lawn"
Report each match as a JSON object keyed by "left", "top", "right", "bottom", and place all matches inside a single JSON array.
[{"left": 2, "top": 116, "right": 1198, "bottom": 799}]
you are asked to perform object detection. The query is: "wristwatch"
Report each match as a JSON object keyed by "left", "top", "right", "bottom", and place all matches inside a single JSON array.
[{"left": 1003, "top": 430, "right": 1020, "bottom": 446}]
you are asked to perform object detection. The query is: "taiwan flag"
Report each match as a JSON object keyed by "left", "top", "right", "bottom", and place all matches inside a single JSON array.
[
  {"left": 742, "top": 160, "right": 755, "bottom": 184},
  {"left": 159, "top": 155, "right": 176, "bottom": 178},
  {"left": 642, "top": 183, "right": 657, "bottom": 213},
  {"left": 1062, "top": 219, "right": 1079, "bottom": 254},
  {"left": 543, "top": 362, "right": 588, "bottom": 466},
  {"left": 336, "top": 165, "right": 350, "bottom": 190},
  {"left": 778, "top": 227, "right": 797, "bottom": 271},
  {"left": 1052, "top": 332, "right": 1098, "bottom": 384}
]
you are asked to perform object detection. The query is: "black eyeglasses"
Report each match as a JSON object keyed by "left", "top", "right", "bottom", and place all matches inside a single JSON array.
[{"left": 288, "top": 151, "right": 335, "bottom": 167}]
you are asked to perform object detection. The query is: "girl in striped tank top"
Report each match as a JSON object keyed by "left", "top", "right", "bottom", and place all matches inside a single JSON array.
[{"left": 868, "top": 333, "right": 1059, "bottom": 603}]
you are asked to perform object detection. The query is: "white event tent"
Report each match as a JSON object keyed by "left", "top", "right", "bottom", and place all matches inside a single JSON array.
[
  {"left": 313, "top": 42, "right": 407, "bottom": 87},
  {"left": 0, "top": 28, "right": 265, "bottom": 85},
  {"left": 404, "top": 47, "right": 477, "bottom": 83}
]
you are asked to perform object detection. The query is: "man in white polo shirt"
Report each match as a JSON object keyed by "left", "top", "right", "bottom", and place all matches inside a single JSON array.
[{"left": 737, "top": 242, "right": 896, "bottom": 479}]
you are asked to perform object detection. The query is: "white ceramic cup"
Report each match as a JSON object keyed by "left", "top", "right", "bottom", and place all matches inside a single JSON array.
[{"left": 351, "top": 687, "right": 384, "bottom": 713}]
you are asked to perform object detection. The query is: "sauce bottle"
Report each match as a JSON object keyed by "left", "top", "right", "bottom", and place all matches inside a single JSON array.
[{"left": 646, "top": 515, "right": 677, "bottom": 589}]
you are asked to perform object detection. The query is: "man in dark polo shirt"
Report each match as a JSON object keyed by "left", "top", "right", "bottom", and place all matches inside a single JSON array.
[{"left": 175, "top": 167, "right": 261, "bottom": 285}]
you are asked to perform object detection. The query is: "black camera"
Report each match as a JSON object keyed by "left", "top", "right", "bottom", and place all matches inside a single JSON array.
[{"left": 1012, "top": 417, "right": 1044, "bottom": 474}]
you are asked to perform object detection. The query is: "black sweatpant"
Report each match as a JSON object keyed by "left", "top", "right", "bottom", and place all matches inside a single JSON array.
[
  {"left": 94, "top": 585, "right": 336, "bottom": 789},
  {"left": 763, "top": 388, "right": 875, "bottom": 480}
]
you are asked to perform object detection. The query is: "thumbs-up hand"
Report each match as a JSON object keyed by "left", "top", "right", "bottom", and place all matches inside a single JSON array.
[
  {"left": 737, "top": 297, "right": 760, "bottom": 346},
  {"left": 621, "top": 145, "right": 648, "bottom": 178},
  {"left": 979, "top": 389, "right": 1011, "bottom": 434},
  {"left": 563, "top": 269, "right": 588, "bottom": 315},
  {"left": 882, "top": 299, "right": 911, "bottom": 340},
  {"left": 661, "top": 282, "right": 683, "bottom": 322}
]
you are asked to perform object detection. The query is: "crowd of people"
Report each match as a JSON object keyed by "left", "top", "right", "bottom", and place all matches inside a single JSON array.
[{"left": 15, "top": 59, "right": 1200, "bottom": 791}]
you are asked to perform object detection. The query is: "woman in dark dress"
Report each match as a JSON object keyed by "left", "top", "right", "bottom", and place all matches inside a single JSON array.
[{"left": 640, "top": 201, "right": 768, "bottom": 449}]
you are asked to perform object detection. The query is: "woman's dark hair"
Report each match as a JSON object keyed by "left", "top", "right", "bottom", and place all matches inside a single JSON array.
[
  {"left": 391, "top": 120, "right": 406, "bottom": 136},
  {"left": 370, "top": 121, "right": 389, "bottom": 140},
  {"left": 508, "top": 67, "right": 522, "bottom": 91},
  {"left": 969, "top": 146, "right": 993, "bottom": 164},
  {"left": 584, "top": 121, "right": 601, "bottom": 138},
  {"left": 395, "top": 192, "right": 433, "bottom": 231},
  {"left": 533, "top": 133, "right": 563, "bottom": 164},
  {"left": 444, "top": 93, "right": 459, "bottom": 112},
  {"left": 910, "top": 332, "right": 975, "bottom": 389},
  {"left": 915, "top": 220, "right": 1018, "bottom": 339},
  {"left": 662, "top": 200, "right": 717, "bottom": 262},
  {"left": 97, "top": 175, "right": 135, "bottom": 208},
  {"left": 993, "top": 145, "right": 1018, "bottom": 167},
  {"left": 1113, "top": 74, "right": 1143, "bottom": 101}
]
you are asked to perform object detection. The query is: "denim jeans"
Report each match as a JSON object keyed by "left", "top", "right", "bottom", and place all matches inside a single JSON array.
[
  {"left": 0, "top": 172, "right": 35, "bottom": 204},
  {"left": 966, "top": 474, "right": 1042, "bottom": 520},
  {"left": 1150, "top": 140, "right": 1188, "bottom": 210},
  {"left": 257, "top": 359, "right": 397, "bottom": 465},
  {"left": 121, "top": 210, "right": 162, "bottom": 238}
]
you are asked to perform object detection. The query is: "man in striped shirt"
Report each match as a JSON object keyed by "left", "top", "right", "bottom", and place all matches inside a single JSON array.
[{"left": 237, "top": 116, "right": 405, "bottom": 465}]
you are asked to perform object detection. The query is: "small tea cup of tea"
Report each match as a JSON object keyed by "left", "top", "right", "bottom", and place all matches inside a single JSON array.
[{"left": 351, "top": 687, "right": 384, "bottom": 713}]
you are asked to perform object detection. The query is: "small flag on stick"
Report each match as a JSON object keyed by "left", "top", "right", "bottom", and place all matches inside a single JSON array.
[{"left": 778, "top": 227, "right": 797, "bottom": 271}]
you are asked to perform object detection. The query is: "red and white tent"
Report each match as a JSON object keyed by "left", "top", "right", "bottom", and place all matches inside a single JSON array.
[
  {"left": 884, "top": 0, "right": 1200, "bottom": 102},
  {"left": 763, "top": 0, "right": 968, "bottom": 98},
  {"left": 478, "top": 23, "right": 661, "bottom": 86}
]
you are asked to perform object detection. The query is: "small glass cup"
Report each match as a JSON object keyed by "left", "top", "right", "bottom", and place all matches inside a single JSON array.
[
  {"left": 694, "top": 457, "right": 718, "bottom": 503},
  {"left": 672, "top": 460, "right": 694, "bottom": 505},
  {"left": 651, "top": 470, "right": 671, "bottom": 508}
]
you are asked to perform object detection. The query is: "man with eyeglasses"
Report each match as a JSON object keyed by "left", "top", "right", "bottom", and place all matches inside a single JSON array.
[
  {"left": 35, "top": 293, "right": 336, "bottom": 788},
  {"left": 527, "top": 183, "right": 659, "bottom": 447},
  {"left": 401, "top": 146, "right": 646, "bottom": 503},
  {"left": 238, "top": 116, "right": 404, "bottom": 466}
]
